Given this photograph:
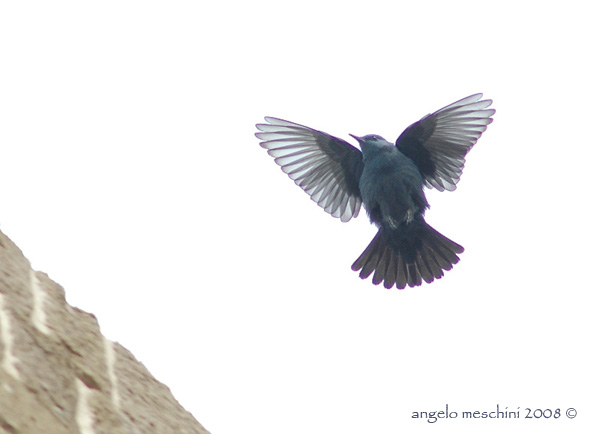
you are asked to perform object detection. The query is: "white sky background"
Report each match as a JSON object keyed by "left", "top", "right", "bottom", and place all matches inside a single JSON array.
[{"left": 1, "top": 1, "right": 598, "bottom": 433}]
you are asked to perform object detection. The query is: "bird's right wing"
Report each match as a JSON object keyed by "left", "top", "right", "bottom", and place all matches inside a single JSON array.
[
  {"left": 395, "top": 94, "right": 495, "bottom": 191},
  {"left": 256, "top": 117, "right": 364, "bottom": 222}
]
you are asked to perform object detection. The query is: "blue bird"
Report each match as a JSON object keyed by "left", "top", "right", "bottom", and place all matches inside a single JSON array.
[{"left": 256, "top": 94, "right": 494, "bottom": 289}]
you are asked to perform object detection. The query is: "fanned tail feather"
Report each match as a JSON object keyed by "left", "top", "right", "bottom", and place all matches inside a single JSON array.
[{"left": 351, "top": 223, "right": 463, "bottom": 289}]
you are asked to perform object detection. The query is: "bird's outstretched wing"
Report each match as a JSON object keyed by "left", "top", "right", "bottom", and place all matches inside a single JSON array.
[
  {"left": 395, "top": 93, "right": 495, "bottom": 191},
  {"left": 256, "top": 117, "right": 364, "bottom": 222}
]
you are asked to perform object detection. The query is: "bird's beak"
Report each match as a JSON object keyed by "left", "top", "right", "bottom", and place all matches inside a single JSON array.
[{"left": 349, "top": 134, "right": 361, "bottom": 142}]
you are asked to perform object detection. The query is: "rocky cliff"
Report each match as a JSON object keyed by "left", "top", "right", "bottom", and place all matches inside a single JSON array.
[{"left": 0, "top": 229, "right": 209, "bottom": 434}]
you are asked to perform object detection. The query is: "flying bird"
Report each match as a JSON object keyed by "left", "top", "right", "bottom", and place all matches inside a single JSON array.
[{"left": 255, "top": 94, "right": 494, "bottom": 289}]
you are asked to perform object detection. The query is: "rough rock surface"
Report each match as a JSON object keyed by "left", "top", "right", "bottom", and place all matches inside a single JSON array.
[{"left": 0, "top": 229, "right": 209, "bottom": 434}]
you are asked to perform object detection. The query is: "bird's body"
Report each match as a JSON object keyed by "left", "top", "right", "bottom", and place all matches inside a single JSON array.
[
  {"left": 256, "top": 94, "right": 495, "bottom": 289},
  {"left": 357, "top": 137, "right": 427, "bottom": 229}
]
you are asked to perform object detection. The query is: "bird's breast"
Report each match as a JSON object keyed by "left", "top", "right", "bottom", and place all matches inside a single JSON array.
[{"left": 359, "top": 151, "right": 427, "bottom": 228}]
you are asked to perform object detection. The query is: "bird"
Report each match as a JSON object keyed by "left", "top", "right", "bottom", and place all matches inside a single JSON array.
[{"left": 255, "top": 93, "right": 495, "bottom": 289}]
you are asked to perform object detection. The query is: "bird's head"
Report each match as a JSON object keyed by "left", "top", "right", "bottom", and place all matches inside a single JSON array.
[{"left": 349, "top": 134, "right": 392, "bottom": 155}]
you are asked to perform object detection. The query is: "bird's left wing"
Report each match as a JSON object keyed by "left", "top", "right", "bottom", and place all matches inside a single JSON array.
[
  {"left": 256, "top": 117, "right": 364, "bottom": 222},
  {"left": 395, "top": 93, "right": 495, "bottom": 191}
]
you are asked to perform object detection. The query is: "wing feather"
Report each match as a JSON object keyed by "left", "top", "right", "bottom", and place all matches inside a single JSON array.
[
  {"left": 256, "top": 117, "right": 364, "bottom": 222},
  {"left": 395, "top": 94, "right": 495, "bottom": 191}
]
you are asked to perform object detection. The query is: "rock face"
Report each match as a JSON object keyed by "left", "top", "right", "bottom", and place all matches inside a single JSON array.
[{"left": 0, "top": 229, "right": 209, "bottom": 434}]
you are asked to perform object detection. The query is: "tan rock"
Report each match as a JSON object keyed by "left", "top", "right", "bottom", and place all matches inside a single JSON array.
[{"left": 0, "top": 229, "right": 209, "bottom": 434}]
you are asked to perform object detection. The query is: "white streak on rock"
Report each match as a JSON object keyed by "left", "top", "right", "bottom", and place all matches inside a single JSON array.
[
  {"left": 30, "top": 270, "right": 51, "bottom": 334},
  {"left": 0, "top": 293, "right": 20, "bottom": 379},
  {"left": 104, "top": 338, "right": 121, "bottom": 409},
  {"left": 75, "top": 378, "right": 96, "bottom": 434}
]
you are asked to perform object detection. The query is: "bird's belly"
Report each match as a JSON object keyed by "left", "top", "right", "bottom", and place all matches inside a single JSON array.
[{"left": 359, "top": 165, "right": 425, "bottom": 228}]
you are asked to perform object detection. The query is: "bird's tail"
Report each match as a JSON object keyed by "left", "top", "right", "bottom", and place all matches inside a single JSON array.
[{"left": 351, "top": 221, "right": 464, "bottom": 289}]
